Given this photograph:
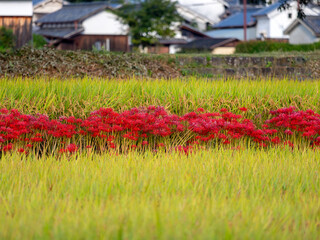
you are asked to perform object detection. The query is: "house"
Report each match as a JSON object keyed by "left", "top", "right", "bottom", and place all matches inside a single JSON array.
[
  {"left": 35, "top": 2, "right": 128, "bottom": 51},
  {"left": 206, "top": 8, "right": 262, "bottom": 40},
  {"left": 145, "top": 23, "right": 211, "bottom": 54},
  {"left": 0, "top": 0, "right": 33, "bottom": 48},
  {"left": 207, "top": 1, "right": 320, "bottom": 41},
  {"left": 284, "top": 15, "right": 320, "bottom": 44},
  {"left": 253, "top": 2, "right": 297, "bottom": 40},
  {"left": 180, "top": 37, "right": 239, "bottom": 54},
  {"left": 33, "top": 0, "right": 67, "bottom": 23}
]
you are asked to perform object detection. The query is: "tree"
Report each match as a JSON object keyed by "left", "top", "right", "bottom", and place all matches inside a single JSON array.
[
  {"left": 278, "top": 0, "right": 313, "bottom": 19},
  {"left": 115, "top": 0, "right": 181, "bottom": 47}
]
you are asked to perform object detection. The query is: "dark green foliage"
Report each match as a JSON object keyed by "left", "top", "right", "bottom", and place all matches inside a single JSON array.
[
  {"left": 0, "top": 27, "right": 15, "bottom": 52},
  {"left": 32, "top": 34, "right": 47, "bottom": 49},
  {"left": 115, "top": 0, "right": 181, "bottom": 47},
  {"left": 235, "top": 40, "right": 320, "bottom": 53}
]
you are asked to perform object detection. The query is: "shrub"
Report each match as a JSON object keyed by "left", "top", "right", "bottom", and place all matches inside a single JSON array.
[
  {"left": 32, "top": 34, "right": 47, "bottom": 49},
  {"left": 0, "top": 27, "right": 15, "bottom": 51},
  {"left": 235, "top": 40, "right": 320, "bottom": 53}
]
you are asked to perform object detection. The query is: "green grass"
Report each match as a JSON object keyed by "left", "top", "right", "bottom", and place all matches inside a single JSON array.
[
  {"left": 0, "top": 77, "right": 320, "bottom": 120},
  {"left": 0, "top": 148, "right": 319, "bottom": 239}
]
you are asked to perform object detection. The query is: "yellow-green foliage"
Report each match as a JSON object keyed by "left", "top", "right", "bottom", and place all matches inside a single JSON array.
[
  {"left": 0, "top": 77, "right": 320, "bottom": 120},
  {"left": 0, "top": 149, "right": 319, "bottom": 239}
]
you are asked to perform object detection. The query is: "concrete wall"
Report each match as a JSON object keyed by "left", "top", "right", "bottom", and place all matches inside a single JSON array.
[
  {"left": 206, "top": 27, "right": 256, "bottom": 41},
  {"left": 288, "top": 24, "right": 318, "bottom": 44},
  {"left": 82, "top": 11, "right": 128, "bottom": 36}
]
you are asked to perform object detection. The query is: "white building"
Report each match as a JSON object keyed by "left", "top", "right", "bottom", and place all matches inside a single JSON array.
[
  {"left": 253, "top": 2, "right": 297, "bottom": 39},
  {"left": 35, "top": 2, "right": 129, "bottom": 51},
  {"left": 284, "top": 15, "right": 320, "bottom": 44}
]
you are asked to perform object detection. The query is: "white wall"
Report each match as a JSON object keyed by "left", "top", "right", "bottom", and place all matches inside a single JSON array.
[
  {"left": 206, "top": 27, "right": 256, "bottom": 41},
  {"left": 255, "top": 16, "right": 270, "bottom": 38},
  {"left": 288, "top": 24, "right": 318, "bottom": 44},
  {"left": 82, "top": 11, "right": 128, "bottom": 35},
  {"left": 268, "top": 9, "right": 296, "bottom": 38},
  {"left": 255, "top": 2, "right": 297, "bottom": 39},
  {"left": 0, "top": 1, "right": 33, "bottom": 16}
]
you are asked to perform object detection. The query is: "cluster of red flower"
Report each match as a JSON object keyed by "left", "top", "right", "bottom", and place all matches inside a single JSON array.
[{"left": 0, "top": 106, "right": 319, "bottom": 154}]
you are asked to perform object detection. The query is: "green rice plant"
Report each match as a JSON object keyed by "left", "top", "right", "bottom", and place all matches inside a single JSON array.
[
  {"left": 0, "top": 77, "right": 320, "bottom": 122},
  {"left": 0, "top": 148, "right": 319, "bottom": 239}
]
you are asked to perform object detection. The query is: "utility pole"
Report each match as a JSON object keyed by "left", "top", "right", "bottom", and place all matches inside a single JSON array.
[{"left": 243, "top": 0, "right": 247, "bottom": 41}]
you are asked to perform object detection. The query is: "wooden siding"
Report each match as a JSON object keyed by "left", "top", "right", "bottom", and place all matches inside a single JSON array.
[
  {"left": 146, "top": 46, "right": 169, "bottom": 54},
  {"left": 57, "top": 35, "right": 129, "bottom": 52},
  {"left": 0, "top": 16, "right": 32, "bottom": 48}
]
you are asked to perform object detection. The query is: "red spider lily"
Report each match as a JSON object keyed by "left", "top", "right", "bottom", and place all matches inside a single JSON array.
[
  {"left": 239, "top": 107, "right": 247, "bottom": 112},
  {"left": 66, "top": 144, "right": 78, "bottom": 153},
  {"left": 0, "top": 106, "right": 320, "bottom": 154}
]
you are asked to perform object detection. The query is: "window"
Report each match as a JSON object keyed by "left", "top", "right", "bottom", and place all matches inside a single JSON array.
[{"left": 288, "top": 13, "right": 292, "bottom": 19}]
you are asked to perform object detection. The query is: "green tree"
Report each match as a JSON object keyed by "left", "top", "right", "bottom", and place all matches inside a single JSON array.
[{"left": 115, "top": 0, "right": 181, "bottom": 47}]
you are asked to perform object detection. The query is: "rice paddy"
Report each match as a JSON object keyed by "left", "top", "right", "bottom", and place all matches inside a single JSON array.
[{"left": 1, "top": 77, "right": 320, "bottom": 239}]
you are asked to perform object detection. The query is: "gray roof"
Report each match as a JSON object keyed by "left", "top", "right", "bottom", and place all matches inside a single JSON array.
[
  {"left": 304, "top": 16, "right": 320, "bottom": 37},
  {"left": 284, "top": 15, "right": 320, "bottom": 37},
  {"left": 253, "top": 2, "right": 282, "bottom": 17},
  {"left": 181, "top": 38, "right": 238, "bottom": 50},
  {"left": 35, "top": 27, "right": 84, "bottom": 38},
  {"left": 36, "top": 2, "right": 114, "bottom": 24}
]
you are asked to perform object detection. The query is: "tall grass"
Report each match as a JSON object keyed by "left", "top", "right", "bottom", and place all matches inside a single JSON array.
[
  {"left": 0, "top": 77, "right": 320, "bottom": 120},
  {"left": 0, "top": 149, "right": 319, "bottom": 239}
]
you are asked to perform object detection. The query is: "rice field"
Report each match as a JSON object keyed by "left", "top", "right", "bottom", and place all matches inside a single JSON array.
[{"left": 1, "top": 77, "right": 320, "bottom": 239}]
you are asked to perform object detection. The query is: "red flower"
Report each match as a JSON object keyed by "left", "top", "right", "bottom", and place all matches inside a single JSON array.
[
  {"left": 17, "top": 148, "right": 25, "bottom": 153},
  {"left": 66, "top": 144, "right": 78, "bottom": 153},
  {"left": 239, "top": 107, "right": 247, "bottom": 112}
]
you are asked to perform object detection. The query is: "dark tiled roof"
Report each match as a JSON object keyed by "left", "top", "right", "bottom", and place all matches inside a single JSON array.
[
  {"left": 35, "top": 27, "right": 84, "bottom": 38},
  {"left": 181, "top": 38, "right": 237, "bottom": 50},
  {"left": 253, "top": 2, "right": 282, "bottom": 17},
  {"left": 36, "top": 2, "right": 112, "bottom": 23},
  {"left": 159, "top": 38, "right": 189, "bottom": 45},
  {"left": 180, "top": 23, "right": 210, "bottom": 37},
  {"left": 213, "top": 8, "right": 262, "bottom": 29},
  {"left": 304, "top": 15, "right": 320, "bottom": 37}
]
